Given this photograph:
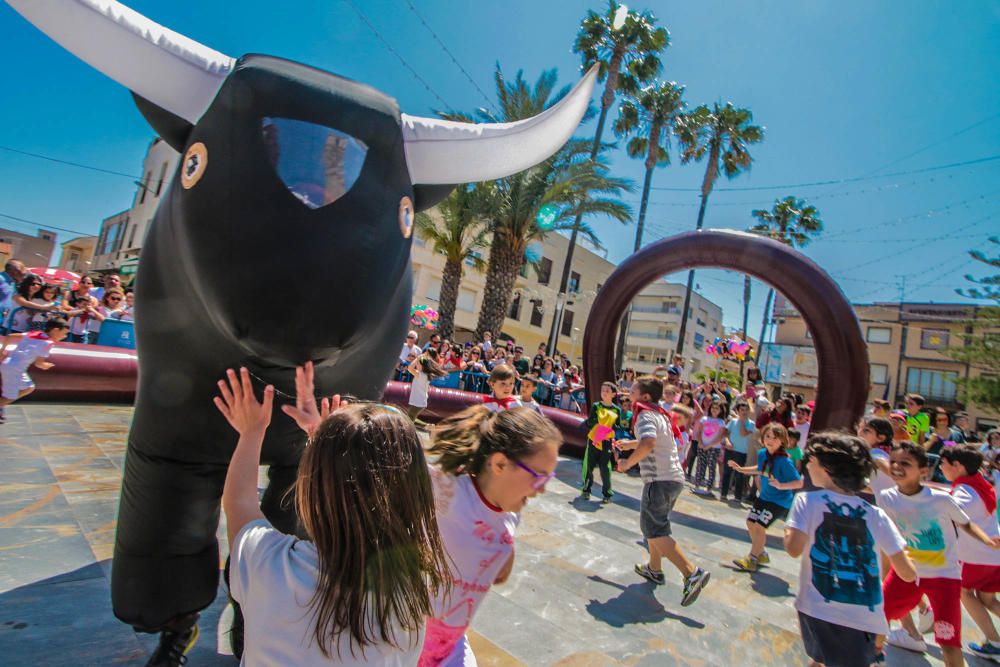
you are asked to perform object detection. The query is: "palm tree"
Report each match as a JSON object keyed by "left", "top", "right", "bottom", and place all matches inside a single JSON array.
[
  {"left": 414, "top": 184, "right": 490, "bottom": 339},
  {"left": 548, "top": 1, "right": 668, "bottom": 348},
  {"left": 747, "top": 196, "right": 824, "bottom": 349},
  {"left": 443, "top": 67, "right": 633, "bottom": 341},
  {"left": 611, "top": 79, "right": 685, "bottom": 367},
  {"left": 673, "top": 102, "right": 764, "bottom": 356}
]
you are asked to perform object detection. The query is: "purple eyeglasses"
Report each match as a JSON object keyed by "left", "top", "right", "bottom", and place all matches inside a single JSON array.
[{"left": 513, "top": 459, "right": 555, "bottom": 490}]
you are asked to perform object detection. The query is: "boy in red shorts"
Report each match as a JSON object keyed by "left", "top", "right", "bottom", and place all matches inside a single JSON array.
[
  {"left": 938, "top": 444, "right": 1000, "bottom": 661},
  {"left": 878, "top": 441, "right": 1000, "bottom": 666}
]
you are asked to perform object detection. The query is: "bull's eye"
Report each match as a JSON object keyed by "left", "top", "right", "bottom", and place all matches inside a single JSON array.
[{"left": 261, "top": 117, "right": 367, "bottom": 209}]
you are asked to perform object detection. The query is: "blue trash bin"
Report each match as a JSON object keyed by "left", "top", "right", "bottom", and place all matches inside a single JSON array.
[{"left": 96, "top": 319, "right": 136, "bottom": 349}]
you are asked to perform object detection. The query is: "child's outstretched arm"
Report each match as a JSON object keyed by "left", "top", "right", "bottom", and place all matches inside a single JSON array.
[
  {"left": 726, "top": 460, "right": 760, "bottom": 475},
  {"left": 959, "top": 521, "right": 1000, "bottom": 549},
  {"left": 217, "top": 368, "right": 274, "bottom": 547},
  {"left": 280, "top": 361, "right": 341, "bottom": 437},
  {"left": 33, "top": 359, "right": 54, "bottom": 370},
  {"left": 783, "top": 526, "right": 808, "bottom": 557}
]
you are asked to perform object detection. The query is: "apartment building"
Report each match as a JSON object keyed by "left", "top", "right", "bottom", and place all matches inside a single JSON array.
[
  {"left": 411, "top": 230, "right": 726, "bottom": 372},
  {"left": 58, "top": 235, "right": 98, "bottom": 273},
  {"left": 0, "top": 227, "right": 57, "bottom": 267},
  {"left": 772, "top": 296, "right": 997, "bottom": 434}
]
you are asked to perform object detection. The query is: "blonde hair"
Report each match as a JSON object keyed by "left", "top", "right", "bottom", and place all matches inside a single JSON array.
[{"left": 428, "top": 405, "right": 561, "bottom": 476}]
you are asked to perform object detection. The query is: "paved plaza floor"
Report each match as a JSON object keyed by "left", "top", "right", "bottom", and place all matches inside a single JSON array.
[{"left": 0, "top": 403, "right": 991, "bottom": 665}]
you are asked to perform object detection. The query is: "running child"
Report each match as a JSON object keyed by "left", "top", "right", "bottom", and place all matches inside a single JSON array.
[
  {"left": 729, "top": 422, "right": 802, "bottom": 572},
  {"left": 482, "top": 365, "right": 522, "bottom": 413},
  {"left": 878, "top": 441, "right": 1000, "bottom": 666},
  {"left": 0, "top": 317, "right": 70, "bottom": 421},
  {"left": 692, "top": 399, "right": 727, "bottom": 495},
  {"left": 581, "top": 381, "right": 624, "bottom": 503},
  {"left": 857, "top": 416, "right": 896, "bottom": 502},
  {"left": 421, "top": 405, "right": 561, "bottom": 665},
  {"left": 615, "top": 376, "right": 711, "bottom": 606},
  {"left": 214, "top": 365, "right": 451, "bottom": 665},
  {"left": 518, "top": 374, "right": 544, "bottom": 415},
  {"left": 938, "top": 444, "right": 1000, "bottom": 661},
  {"left": 784, "top": 432, "right": 916, "bottom": 667}
]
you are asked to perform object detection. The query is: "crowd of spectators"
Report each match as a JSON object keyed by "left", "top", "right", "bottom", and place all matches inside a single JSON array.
[{"left": 0, "top": 260, "right": 134, "bottom": 343}]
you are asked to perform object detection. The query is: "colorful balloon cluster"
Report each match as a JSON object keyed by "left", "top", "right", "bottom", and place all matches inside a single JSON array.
[
  {"left": 410, "top": 304, "right": 439, "bottom": 330},
  {"left": 706, "top": 337, "right": 754, "bottom": 361}
]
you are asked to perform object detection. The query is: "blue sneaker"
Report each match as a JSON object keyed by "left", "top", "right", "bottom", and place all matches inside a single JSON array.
[{"left": 969, "top": 641, "right": 1000, "bottom": 662}]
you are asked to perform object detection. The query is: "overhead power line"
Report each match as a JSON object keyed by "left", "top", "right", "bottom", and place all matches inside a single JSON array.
[
  {"left": 0, "top": 211, "right": 94, "bottom": 237},
  {"left": 0, "top": 144, "right": 140, "bottom": 180},
  {"left": 648, "top": 154, "right": 1000, "bottom": 193},
  {"left": 342, "top": 0, "right": 451, "bottom": 110}
]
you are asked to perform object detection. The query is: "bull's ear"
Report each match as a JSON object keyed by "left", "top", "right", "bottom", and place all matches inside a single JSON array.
[
  {"left": 132, "top": 94, "right": 194, "bottom": 153},
  {"left": 413, "top": 184, "right": 457, "bottom": 212}
]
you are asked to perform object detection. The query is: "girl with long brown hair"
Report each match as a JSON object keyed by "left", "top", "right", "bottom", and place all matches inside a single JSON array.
[
  {"left": 420, "top": 404, "right": 561, "bottom": 666},
  {"left": 216, "top": 365, "right": 450, "bottom": 665}
]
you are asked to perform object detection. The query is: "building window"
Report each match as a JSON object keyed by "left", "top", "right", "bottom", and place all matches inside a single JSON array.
[
  {"left": 561, "top": 310, "right": 575, "bottom": 337},
  {"left": 867, "top": 326, "right": 892, "bottom": 344},
  {"left": 536, "top": 257, "right": 552, "bottom": 285},
  {"left": 127, "top": 224, "right": 137, "bottom": 249},
  {"left": 569, "top": 271, "right": 581, "bottom": 293},
  {"left": 530, "top": 300, "right": 544, "bottom": 327},
  {"left": 870, "top": 363, "right": 889, "bottom": 385},
  {"left": 508, "top": 293, "right": 522, "bottom": 320},
  {"left": 155, "top": 162, "right": 168, "bottom": 196},
  {"left": 693, "top": 333, "right": 704, "bottom": 350},
  {"left": 905, "top": 367, "right": 958, "bottom": 402},
  {"left": 457, "top": 288, "right": 475, "bottom": 312},
  {"left": 920, "top": 329, "right": 950, "bottom": 350},
  {"left": 465, "top": 250, "right": 483, "bottom": 267},
  {"left": 139, "top": 171, "right": 152, "bottom": 204},
  {"left": 425, "top": 277, "right": 441, "bottom": 302}
]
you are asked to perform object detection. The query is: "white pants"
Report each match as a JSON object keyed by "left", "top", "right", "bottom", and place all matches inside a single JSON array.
[{"left": 1, "top": 367, "right": 33, "bottom": 400}]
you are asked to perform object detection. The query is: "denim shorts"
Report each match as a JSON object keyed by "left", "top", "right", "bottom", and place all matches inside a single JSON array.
[{"left": 640, "top": 480, "right": 684, "bottom": 539}]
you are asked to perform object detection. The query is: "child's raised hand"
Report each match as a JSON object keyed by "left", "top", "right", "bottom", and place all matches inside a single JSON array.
[
  {"left": 35, "top": 360, "right": 54, "bottom": 371},
  {"left": 280, "top": 361, "right": 342, "bottom": 436},
  {"left": 727, "top": 459, "right": 739, "bottom": 469},
  {"left": 214, "top": 368, "right": 273, "bottom": 435}
]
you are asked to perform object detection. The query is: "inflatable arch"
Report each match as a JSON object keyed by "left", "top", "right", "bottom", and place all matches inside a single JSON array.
[{"left": 583, "top": 230, "right": 869, "bottom": 432}]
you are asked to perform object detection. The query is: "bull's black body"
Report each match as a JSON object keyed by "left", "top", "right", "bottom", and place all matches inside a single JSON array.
[{"left": 111, "top": 55, "right": 431, "bottom": 629}]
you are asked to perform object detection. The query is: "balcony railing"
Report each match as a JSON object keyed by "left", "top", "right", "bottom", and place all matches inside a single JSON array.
[
  {"left": 632, "top": 305, "right": 681, "bottom": 314},
  {"left": 629, "top": 331, "right": 676, "bottom": 340}
]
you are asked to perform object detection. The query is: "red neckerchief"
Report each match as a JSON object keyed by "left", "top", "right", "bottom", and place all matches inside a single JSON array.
[
  {"left": 26, "top": 331, "right": 49, "bottom": 340},
  {"left": 953, "top": 474, "right": 998, "bottom": 515},
  {"left": 483, "top": 395, "right": 517, "bottom": 410},
  {"left": 631, "top": 401, "right": 670, "bottom": 434}
]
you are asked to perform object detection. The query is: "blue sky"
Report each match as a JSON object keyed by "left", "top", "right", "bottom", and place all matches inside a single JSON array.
[{"left": 1, "top": 0, "right": 998, "bottom": 333}]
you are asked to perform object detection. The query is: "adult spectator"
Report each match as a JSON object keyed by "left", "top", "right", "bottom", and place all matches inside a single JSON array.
[
  {"left": 954, "top": 412, "right": 980, "bottom": 443},
  {"left": 531, "top": 351, "right": 545, "bottom": 375},
  {"left": 537, "top": 357, "right": 558, "bottom": 407},
  {"left": 88, "top": 288, "right": 126, "bottom": 340},
  {"left": 756, "top": 396, "right": 794, "bottom": 430},
  {"left": 0, "top": 259, "right": 26, "bottom": 330},
  {"left": 925, "top": 407, "right": 964, "bottom": 448},
  {"left": 536, "top": 341, "right": 547, "bottom": 357},
  {"left": 63, "top": 276, "right": 98, "bottom": 313},
  {"left": 398, "top": 330, "right": 421, "bottom": 363},
  {"left": 6, "top": 274, "right": 59, "bottom": 333},
  {"left": 716, "top": 377, "right": 734, "bottom": 413},
  {"left": 422, "top": 333, "right": 442, "bottom": 353},
  {"left": 511, "top": 346, "right": 529, "bottom": 377},
  {"left": 90, "top": 272, "right": 122, "bottom": 302},
  {"left": 618, "top": 368, "right": 636, "bottom": 392},
  {"left": 113, "top": 290, "right": 135, "bottom": 322},
  {"left": 489, "top": 347, "right": 509, "bottom": 370},
  {"left": 903, "top": 393, "right": 930, "bottom": 445}
]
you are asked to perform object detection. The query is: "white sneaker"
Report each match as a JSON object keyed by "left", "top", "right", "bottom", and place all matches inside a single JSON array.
[
  {"left": 886, "top": 628, "right": 928, "bottom": 653},
  {"left": 917, "top": 606, "right": 934, "bottom": 635}
]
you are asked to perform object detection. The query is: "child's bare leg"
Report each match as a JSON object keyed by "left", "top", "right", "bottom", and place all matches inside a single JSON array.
[
  {"left": 0, "top": 386, "right": 35, "bottom": 406},
  {"left": 899, "top": 612, "right": 921, "bottom": 640},
  {"left": 649, "top": 535, "right": 694, "bottom": 578},
  {"left": 980, "top": 591, "right": 1000, "bottom": 617},
  {"left": 941, "top": 644, "right": 965, "bottom": 667},
  {"left": 962, "top": 589, "right": 1000, "bottom": 642},
  {"left": 747, "top": 521, "right": 766, "bottom": 558}
]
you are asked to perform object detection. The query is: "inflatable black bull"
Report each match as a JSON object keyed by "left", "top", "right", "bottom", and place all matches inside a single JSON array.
[{"left": 7, "top": 0, "right": 596, "bottom": 630}]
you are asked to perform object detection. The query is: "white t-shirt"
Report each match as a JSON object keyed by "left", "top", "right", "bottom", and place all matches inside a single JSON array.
[
  {"left": 796, "top": 421, "right": 811, "bottom": 450},
  {"left": 231, "top": 519, "right": 423, "bottom": 667},
  {"left": 424, "top": 469, "right": 518, "bottom": 665},
  {"left": 399, "top": 343, "right": 421, "bottom": 364},
  {"left": 481, "top": 396, "right": 522, "bottom": 413},
  {"left": 786, "top": 490, "right": 906, "bottom": 634},
  {"left": 878, "top": 486, "right": 969, "bottom": 579},
  {"left": 1, "top": 334, "right": 53, "bottom": 374},
  {"left": 869, "top": 448, "right": 896, "bottom": 501},
  {"left": 634, "top": 410, "right": 684, "bottom": 483},
  {"left": 952, "top": 483, "right": 1000, "bottom": 566}
]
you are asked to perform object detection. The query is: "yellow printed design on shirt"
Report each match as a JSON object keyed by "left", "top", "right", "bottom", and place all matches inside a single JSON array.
[
  {"left": 899, "top": 516, "right": 947, "bottom": 569},
  {"left": 588, "top": 404, "right": 619, "bottom": 450}
]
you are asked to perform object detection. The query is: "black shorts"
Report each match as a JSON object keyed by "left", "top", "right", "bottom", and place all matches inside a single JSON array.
[
  {"left": 640, "top": 480, "right": 684, "bottom": 539},
  {"left": 798, "top": 612, "right": 876, "bottom": 667},
  {"left": 747, "top": 499, "right": 789, "bottom": 528}
]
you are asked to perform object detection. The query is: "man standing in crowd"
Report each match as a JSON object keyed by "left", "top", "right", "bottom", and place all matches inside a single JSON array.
[
  {"left": 955, "top": 412, "right": 981, "bottom": 443},
  {"left": 399, "top": 330, "right": 421, "bottom": 363},
  {"left": 512, "top": 346, "right": 530, "bottom": 377},
  {"left": 91, "top": 272, "right": 122, "bottom": 302},
  {"left": 0, "top": 259, "right": 26, "bottom": 329},
  {"left": 422, "top": 333, "right": 441, "bottom": 352}
]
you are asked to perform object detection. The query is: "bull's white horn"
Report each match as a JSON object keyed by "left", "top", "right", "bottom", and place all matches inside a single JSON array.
[
  {"left": 401, "top": 65, "right": 598, "bottom": 185},
  {"left": 6, "top": 0, "right": 234, "bottom": 124}
]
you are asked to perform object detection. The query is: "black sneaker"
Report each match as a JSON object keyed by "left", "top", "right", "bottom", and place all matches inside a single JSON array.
[
  {"left": 602, "top": 496, "right": 612, "bottom": 504},
  {"left": 634, "top": 562, "right": 665, "bottom": 585},
  {"left": 146, "top": 622, "right": 199, "bottom": 667},
  {"left": 681, "top": 567, "right": 711, "bottom": 607}
]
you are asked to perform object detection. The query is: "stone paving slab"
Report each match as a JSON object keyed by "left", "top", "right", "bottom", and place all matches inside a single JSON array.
[{"left": 0, "top": 403, "right": 992, "bottom": 666}]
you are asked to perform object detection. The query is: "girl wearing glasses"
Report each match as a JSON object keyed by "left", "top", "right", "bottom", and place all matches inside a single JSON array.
[{"left": 422, "top": 405, "right": 561, "bottom": 666}]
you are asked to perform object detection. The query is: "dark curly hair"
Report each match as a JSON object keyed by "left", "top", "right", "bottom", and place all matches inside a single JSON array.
[{"left": 805, "top": 431, "right": 873, "bottom": 493}]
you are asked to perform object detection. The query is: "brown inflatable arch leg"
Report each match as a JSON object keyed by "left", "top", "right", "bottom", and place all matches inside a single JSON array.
[{"left": 583, "top": 230, "right": 869, "bottom": 432}]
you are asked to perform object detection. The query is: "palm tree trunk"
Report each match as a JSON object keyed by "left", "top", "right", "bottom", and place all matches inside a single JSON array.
[
  {"left": 614, "top": 164, "right": 655, "bottom": 370},
  {"left": 437, "top": 258, "right": 463, "bottom": 340},
  {"left": 475, "top": 243, "right": 522, "bottom": 341},
  {"left": 674, "top": 189, "right": 712, "bottom": 355},
  {"left": 738, "top": 275, "right": 751, "bottom": 380}
]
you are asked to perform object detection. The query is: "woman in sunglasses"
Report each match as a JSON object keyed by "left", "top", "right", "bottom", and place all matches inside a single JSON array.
[{"left": 82, "top": 287, "right": 126, "bottom": 344}]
